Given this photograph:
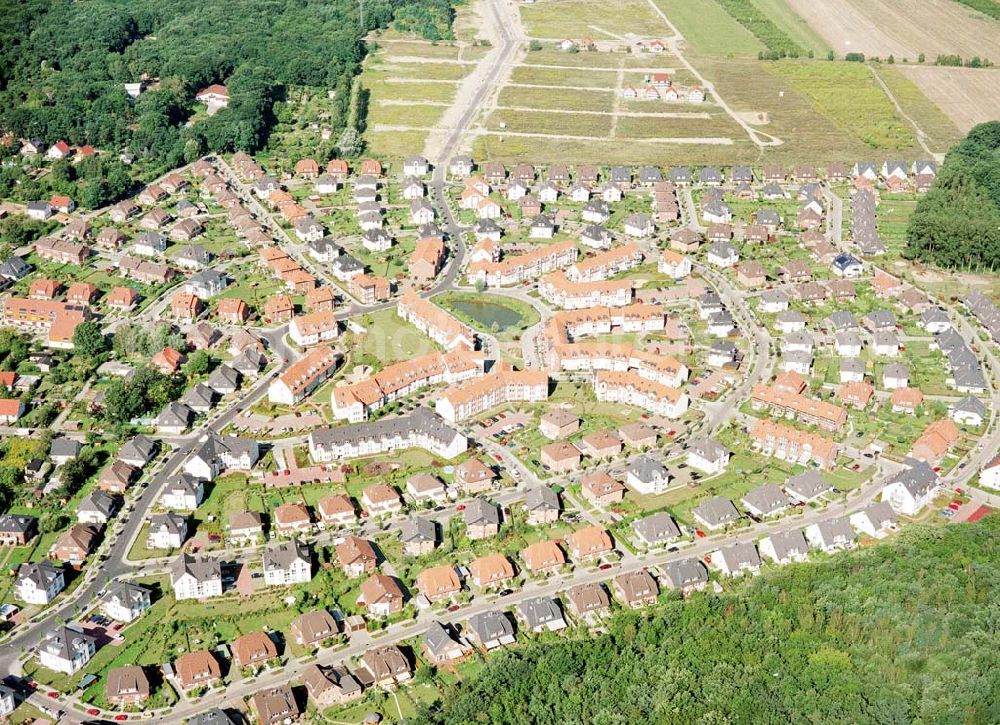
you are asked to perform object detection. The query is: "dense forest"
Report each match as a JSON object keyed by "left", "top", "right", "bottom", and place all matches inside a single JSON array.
[
  {"left": 417, "top": 518, "right": 1000, "bottom": 724},
  {"left": 0, "top": 0, "right": 455, "bottom": 173},
  {"left": 905, "top": 121, "right": 1000, "bottom": 271}
]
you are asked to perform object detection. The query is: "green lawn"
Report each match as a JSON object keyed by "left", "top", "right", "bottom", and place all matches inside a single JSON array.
[
  {"left": 519, "top": 0, "right": 667, "bottom": 38},
  {"left": 349, "top": 308, "right": 441, "bottom": 369},
  {"left": 654, "top": 0, "right": 764, "bottom": 56}
]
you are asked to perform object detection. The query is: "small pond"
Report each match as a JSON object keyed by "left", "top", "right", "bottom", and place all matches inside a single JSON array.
[{"left": 448, "top": 298, "right": 525, "bottom": 332}]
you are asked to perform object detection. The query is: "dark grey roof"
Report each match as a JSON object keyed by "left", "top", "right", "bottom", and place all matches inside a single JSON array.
[
  {"left": 885, "top": 460, "right": 938, "bottom": 498},
  {"left": 827, "top": 310, "right": 857, "bottom": 331},
  {"left": 121, "top": 435, "right": 158, "bottom": 464},
  {"left": 953, "top": 396, "right": 986, "bottom": 418},
  {"left": 661, "top": 558, "right": 708, "bottom": 589},
  {"left": 463, "top": 498, "right": 501, "bottom": 527},
  {"left": 468, "top": 610, "right": 514, "bottom": 643},
  {"left": 309, "top": 408, "right": 464, "bottom": 453},
  {"left": 155, "top": 401, "right": 193, "bottom": 427},
  {"left": 687, "top": 437, "right": 729, "bottom": 463},
  {"left": 17, "top": 561, "right": 61, "bottom": 588},
  {"left": 627, "top": 456, "right": 668, "bottom": 483},
  {"left": 741, "top": 483, "right": 790, "bottom": 516},
  {"left": 399, "top": 517, "right": 437, "bottom": 545},
  {"left": 187, "top": 709, "right": 238, "bottom": 725},
  {"left": 79, "top": 490, "right": 116, "bottom": 518},
  {"left": 765, "top": 528, "right": 808, "bottom": 561},
  {"left": 692, "top": 496, "right": 740, "bottom": 527},
  {"left": 811, "top": 516, "right": 855, "bottom": 547},
  {"left": 856, "top": 501, "right": 898, "bottom": 529},
  {"left": 232, "top": 348, "right": 266, "bottom": 373},
  {"left": 517, "top": 596, "right": 563, "bottom": 629},
  {"left": 263, "top": 539, "right": 311, "bottom": 571},
  {"left": 525, "top": 485, "right": 560, "bottom": 513},
  {"left": 150, "top": 512, "right": 187, "bottom": 537},
  {"left": 865, "top": 310, "right": 897, "bottom": 329},
  {"left": 632, "top": 512, "right": 680, "bottom": 544},
  {"left": 423, "top": 621, "right": 466, "bottom": 657},
  {"left": 718, "top": 541, "right": 761, "bottom": 571},
  {"left": 207, "top": 364, "right": 241, "bottom": 392},
  {"left": 0, "top": 514, "right": 37, "bottom": 534},
  {"left": 883, "top": 363, "right": 909, "bottom": 381},
  {"left": 50, "top": 437, "right": 82, "bottom": 459},
  {"left": 103, "top": 581, "right": 151, "bottom": 610},
  {"left": 784, "top": 471, "right": 832, "bottom": 501},
  {"left": 41, "top": 624, "right": 96, "bottom": 661}
]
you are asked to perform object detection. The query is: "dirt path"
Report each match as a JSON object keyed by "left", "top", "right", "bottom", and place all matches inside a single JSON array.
[
  {"left": 421, "top": 0, "right": 526, "bottom": 160},
  {"left": 867, "top": 65, "right": 942, "bottom": 161}
]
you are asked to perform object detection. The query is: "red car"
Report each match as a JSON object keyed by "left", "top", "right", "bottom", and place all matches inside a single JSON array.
[
  {"left": 87, "top": 709, "right": 101, "bottom": 717},
  {"left": 948, "top": 503, "right": 961, "bottom": 511},
  {"left": 695, "top": 529, "right": 706, "bottom": 538},
  {"left": 455, "top": 504, "right": 466, "bottom": 512},
  {"left": 114, "top": 716, "right": 129, "bottom": 722},
  {"left": 598, "top": 563, "right": 612, "bottom": 571},
  {"left": 46, "top": 691, "right": 59, "bottom": 699},
  {"left": 447, "top": 604, "right": 461, "bottom": 613},
  {"left": 494, "top": 454, "right": 503, "bottom": 463}
]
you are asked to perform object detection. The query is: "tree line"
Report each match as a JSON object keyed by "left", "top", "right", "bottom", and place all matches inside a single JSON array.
[
  {"left": 905, "top": 121, "right": 1000, "bottom": 271},
  {"left": 416, "top": 517, "right": 1000, "bottom": 723}
]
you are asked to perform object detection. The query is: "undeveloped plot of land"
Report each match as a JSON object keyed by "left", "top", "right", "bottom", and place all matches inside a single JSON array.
[
  {"left": 520, "top": 0, "right": 666, "bottom": 39},
  {"left": 652, "top": 0, "right": 763, "bottom": 56},
  {"left": 471, "top": 133, "right": 757, "bottom": 165},
  {"left": 899, "top": 66, "right": 1000, "bottom": 133},
  {"left": 510, "top": 65, "right": 620, "bottom": 88},
  {"left": 692, "top": 56, "right": 925, "bottom": 165},
  {"left": 487, "top": 109, "right": 615, "bottom": 137},
  {"left": 786, "top": 0, "right": 1000, "bottom": 60},
  {"left": 615, "top": 114, "right": 743, "bottom": 139},
  {"left": 497, "top": 85, "right": 616, "bottom": 113}
]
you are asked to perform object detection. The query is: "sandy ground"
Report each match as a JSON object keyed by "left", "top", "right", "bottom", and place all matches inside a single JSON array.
[
  {"left": 899, "top": 66, "right": 1000, "bottom": 132},
  {"left": 421, "top": 0, "right": 524, "bottom": 160},
  {"left": 786, "top": 0, "right": 1000, "bottom": 60}
]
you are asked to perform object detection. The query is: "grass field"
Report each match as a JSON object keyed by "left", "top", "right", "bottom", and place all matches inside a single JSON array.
[
  {"left": 488, "top": 109, "right": 615, "bottom": 136},
  {"left": 510, "top": 65, "right": 620, "bottom": 88},
  {"left": 520, "top": 0, "right": 667, "bottom": 39},
  {"left": 766, "top": 61, "right": 915, "bottom": 149},
  {"left": 497, "top": 85, "right": 616, "bottom": 113},
  {"left": 471, "top": 132, "right": 759, "bottom": 166},
  {"left": 351, "top": 308, "right": 442, "bottom": 368},
  {"left": 615, "top": 114, "right": 743, "bottom": 139},
  {"left": 871, "top": 65, "right": 964, "bottom": 152},
  {"left": 654, "top": 0, "right": 764, "bottom": 56}
]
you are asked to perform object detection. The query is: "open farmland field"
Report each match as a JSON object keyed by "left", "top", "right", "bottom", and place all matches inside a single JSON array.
[
  {"left": 691, "top": 57, "right": 931, "bottom": 164},
  {"left": 871, "top": 65, "right": 964, "bottom": 149},
  {"left": 785, "top": 0, "right": 1000, "bottom": 60},
  {"left": 520, "top": 0, "right": 667, "bottom": 39},
  {"left": 747, "top": 0, "right": 832, "bottom": 57},
  {"left": 899, "top": 66, "right": 1000, "bottom": 132},
  {"left": 766, "top": 61, "right": 916, "bottom": 150},
  {"left": 652, "top": 0, "right": 763, "bottom": 56}
]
